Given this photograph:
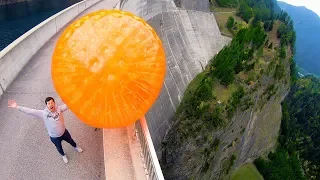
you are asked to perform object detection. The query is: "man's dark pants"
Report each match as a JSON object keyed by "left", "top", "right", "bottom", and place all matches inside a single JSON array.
[{"left": 50, "top": 129, "right": 77, "bottom": 156}]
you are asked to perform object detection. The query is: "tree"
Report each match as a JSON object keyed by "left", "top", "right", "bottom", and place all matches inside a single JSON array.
[
  {"left": 289, "top": 31, "right": 296, "bottom": 46},
  {"left": 239, "top": 1, "right": 254, "bottom": 23},
  {"left": 253, "top": 7, "right": 271, "bottom": 23},
  {"left": 279, "top": 46, "right": 286, "bottom": 59},
  {"left": 290, "top": 58, "right": 297, "bottom": 84},
  {"left": 274, "top": 63, "right": 285, "bottom": 80},
  {"left": 254, "top": 147, "right": 306, "bottom": 180},
  {"left": 264, "top": 20, "right": 274, "bottom": 31},
  {"left": 277, "top": 23, "right": 287, "bottom": 38},
  {"left": 226, "top": 16, "right": 235, "bottom": 29},
  {"left": 215, "top": 0, "right": 238, "bottom": 7},
  {"left": 275, "top": 76, "right": 320, "bottom": 179},
  {"left": 277, "top": 10, "right": 289, "bottom": 22}
]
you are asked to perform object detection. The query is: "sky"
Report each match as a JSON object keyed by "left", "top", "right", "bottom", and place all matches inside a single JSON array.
[{"left": 278, "top": 0, "right": 320, "bottom": 17}]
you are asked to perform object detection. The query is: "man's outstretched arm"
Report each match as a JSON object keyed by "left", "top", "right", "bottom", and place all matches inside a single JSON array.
[
  {"left": 59, "top": 99, "right": 68, "bottom": 112},
  {"left": 8, "top": 100, "right": 43, "bottom": 118},
  {"left": 59, "top": 104, "right": 68, "bottom": 112}
]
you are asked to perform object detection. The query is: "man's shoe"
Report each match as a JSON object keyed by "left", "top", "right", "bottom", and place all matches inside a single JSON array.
[
  {"left": 75, "top": 146, "right": 83, "bottom": 153},
  {"left": 62, "top": 155, "right": 68, "bottom": 163}
]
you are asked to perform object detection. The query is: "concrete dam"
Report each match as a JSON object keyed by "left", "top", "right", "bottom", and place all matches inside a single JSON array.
[{"left": 120, "top": 0, "right": 231, "bottom": 155}]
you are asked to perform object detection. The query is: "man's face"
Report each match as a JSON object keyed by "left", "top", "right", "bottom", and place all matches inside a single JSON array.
[{"left": 46, "top": 99, "right": 56, "bottom": 112}]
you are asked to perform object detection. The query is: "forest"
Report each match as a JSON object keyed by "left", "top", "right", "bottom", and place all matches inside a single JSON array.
[
  {"left": 210, "top": 25, "right": 266, "bottom": 85},
  {"left": 210, "top": 0, "right": 296, "bottom": 86},
  {"left": 255, "top": 75, "right": 320, "bottom": 180}
]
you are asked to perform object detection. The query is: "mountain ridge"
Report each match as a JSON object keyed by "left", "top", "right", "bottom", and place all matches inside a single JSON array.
[{"left": 278, "top": 1, "right": 320, "bottom": 77}]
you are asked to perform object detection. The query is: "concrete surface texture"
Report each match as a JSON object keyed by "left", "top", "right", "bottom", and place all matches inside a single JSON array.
[
  {"left": 121, "top": 0, "right": 177, "bottom": 21},
  {"left": 120, "top": 0, "right": 231, "bottom": 154},
  {"left": 176, "top": 0, "right": 211, "bottom": 12},
  {"left": 0, "top": 0, "right": 146, "bottom": 180},
  {"left": 103, "top": 125, "right": 147, "bottom": 180}
]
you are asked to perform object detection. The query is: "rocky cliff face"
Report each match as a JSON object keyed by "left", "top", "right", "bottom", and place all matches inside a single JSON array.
[
  {"left": 161, "top": 60, "right": 291, "bottom": 179},
  {"left": 161, "top": 70, "right": 291, "bottom": 179}
]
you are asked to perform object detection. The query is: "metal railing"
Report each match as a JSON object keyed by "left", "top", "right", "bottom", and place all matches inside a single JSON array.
[
  {"left": 134, "top": 117, "right": 165, "bottom": 180},
  {"left": 119, "top": 0, "right": 129, "bottom": 9},
  {"left": 117, "top": 0, "right": 164, "bottom": 178}
]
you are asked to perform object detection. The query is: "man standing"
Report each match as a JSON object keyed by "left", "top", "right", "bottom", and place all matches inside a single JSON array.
[{"left": 8, "top": 97, "right": 83, "bottom": 164}]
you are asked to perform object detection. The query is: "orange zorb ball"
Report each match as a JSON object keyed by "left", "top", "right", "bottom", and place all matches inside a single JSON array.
[{"left": 51, "top": 10, "right": 166, "bottom": 128}]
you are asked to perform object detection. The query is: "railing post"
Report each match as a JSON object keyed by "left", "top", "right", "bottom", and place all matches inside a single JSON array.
[{"left": 137, "top": 116, "right": 165, "bottom": 180}]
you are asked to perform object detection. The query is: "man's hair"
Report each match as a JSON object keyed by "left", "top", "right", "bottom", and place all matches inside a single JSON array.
[{"left": 45, "top": 97, "right": 55, "bottom": 105}]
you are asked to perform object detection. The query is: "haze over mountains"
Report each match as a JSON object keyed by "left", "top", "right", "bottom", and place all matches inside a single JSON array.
[{"left": 278, "top": 1, "right": 320, "bottom": 77}]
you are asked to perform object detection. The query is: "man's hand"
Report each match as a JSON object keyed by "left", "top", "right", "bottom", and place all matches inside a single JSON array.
[{"left": 8, "top": 100, "right": 18, "bottom": 108}]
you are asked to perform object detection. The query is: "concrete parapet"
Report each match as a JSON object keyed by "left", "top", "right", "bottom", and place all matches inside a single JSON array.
[
  {"left": 176, "top": 0, "right": 210, "bottom": 12},
  {"left": 121, "top": 0, "right": 177, "bottom": 20}
]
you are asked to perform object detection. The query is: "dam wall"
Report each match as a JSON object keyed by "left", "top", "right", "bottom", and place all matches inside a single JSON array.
[{"left": 120, "top": 0, "right": 231, "bottom": 155}]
